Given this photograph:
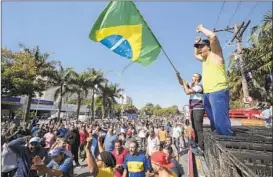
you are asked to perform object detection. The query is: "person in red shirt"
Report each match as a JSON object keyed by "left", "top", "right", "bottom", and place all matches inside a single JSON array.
[
  {"left": 112, "top": 139, "right": 128, "bottom": 177},
  {"left": 79, "top": 126, "right": 88, "bottom": 161}
]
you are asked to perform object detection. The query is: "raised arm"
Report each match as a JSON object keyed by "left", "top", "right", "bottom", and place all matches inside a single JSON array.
[
  {"left": 85, "top": 137, "right": 99, "bottom": 177},
  {"left": 176, "top": 73, "right": 195, "bottom": 95},
  {"left": 8, "top": 136, "right": 29, "bottom": 154},
  {"left": 98, "top": 134, "right": 104, "bottom": 153},
  {"left": 196, "top": 24, "right": 223, "bottom": 57}
]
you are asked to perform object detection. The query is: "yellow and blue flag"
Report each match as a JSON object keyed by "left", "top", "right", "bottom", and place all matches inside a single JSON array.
[{"left": 89, "top": 1, "right": 161, "bottom": 66}]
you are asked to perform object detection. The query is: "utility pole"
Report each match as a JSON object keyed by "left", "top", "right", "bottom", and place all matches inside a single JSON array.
[
  {"left": 234, "top": 23, "right": 250, "bottom": 99},
  {"left": 214, "top": 20, "right": 251, "bottom": 104}
]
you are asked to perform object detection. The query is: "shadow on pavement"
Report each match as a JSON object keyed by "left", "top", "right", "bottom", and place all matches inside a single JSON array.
[{"left": 180, "top": 148, "right": 189, "bottom": 156}]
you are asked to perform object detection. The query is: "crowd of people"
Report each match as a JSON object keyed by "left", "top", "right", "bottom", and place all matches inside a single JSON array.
[
  {"left": 1, "top": 115, "right": 196, "bottom": 177},
  {"left": 2, "top": 24, "right": 272, "bottom": 177}
]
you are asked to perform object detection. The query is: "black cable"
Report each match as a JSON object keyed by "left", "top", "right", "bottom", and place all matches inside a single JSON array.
[
  {"left": 244, "top": 2, "right": 259, "bottom": 21},
  {"left": 214, "top": 1, "right": 226, "bottom": 30},
  {"left": 228, "top": 1, "right": 242, "bottom": 26}
]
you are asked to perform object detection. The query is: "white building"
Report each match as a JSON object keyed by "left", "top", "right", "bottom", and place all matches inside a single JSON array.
[
  {"left": 118, "top": 93, "right": 133, "bottom": 105},
  {"left": 38, "top": 87, "right": 57, "bottom": 101},
  {"left": 36, "top": 87, "right": 95, "bottom": 104}
]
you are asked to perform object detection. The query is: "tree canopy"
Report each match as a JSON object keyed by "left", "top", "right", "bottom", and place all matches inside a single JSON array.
[
  {"left": 140, "top": 103, "right": 180, "bottom": 117},
  {"left": 228, "top": 11, "right": 272, "bottom": 108}
]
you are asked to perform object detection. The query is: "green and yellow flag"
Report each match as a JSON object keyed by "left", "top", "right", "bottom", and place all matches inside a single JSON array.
[{"left": 89, "top": 1, "right": 161, "bottom": 66}]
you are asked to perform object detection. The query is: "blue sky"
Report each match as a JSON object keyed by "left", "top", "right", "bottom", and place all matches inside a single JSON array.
[{"left": 2, "top": 1, "right": 272, "bottom": 109}]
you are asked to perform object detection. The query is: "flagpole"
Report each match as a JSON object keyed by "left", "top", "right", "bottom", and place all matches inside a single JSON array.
[
  {"left": 160, "top": 48, "right": 179, "bottom": 73},
  {"left": 132, "top": 2, "right": 179, "bottom": 73}
]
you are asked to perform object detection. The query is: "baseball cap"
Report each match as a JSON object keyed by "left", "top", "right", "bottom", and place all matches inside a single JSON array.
[
  {"left": 29, "top": 137, "right": 42, "bottom": 144},
  {"left": 49, "top": 147, "right": 65, "bottom": 157},
  {"left": 151, "top": 151, "right": 174, "bottom": 168},
  {"left": 194, "top": 39, "right": 210, "bottom": 48}
]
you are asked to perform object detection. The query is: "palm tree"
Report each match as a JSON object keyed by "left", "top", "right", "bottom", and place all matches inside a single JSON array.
[
  {"left": 97, "top": 82, "right": 123, "bottom": 119},
  {"left": 86, "top": 68, "right": 106, "bottom": 120},
  {"left": 47, "top": 62, "right": 74, "bottom": 120},
  {"left": 68, "top": 70, "right": 94, "bottom": 120},
  {"left": 228, "top": 11, "right": 273, "bottom": 107},
  {"left": 18, "top": 44, "right": 55, "bottom": 122},
  {"left": 244, "top": 11, "right": 272, "bottom": 103}
]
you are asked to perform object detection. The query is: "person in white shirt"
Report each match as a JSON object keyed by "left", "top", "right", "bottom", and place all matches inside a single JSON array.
[
  {"left": 146, "top": 128, "right": 160, "bottom": 159},
  {"left": 138, "top": 122, "right": 148, "bottom": 151},
  {"left": 154, "top": 124, "right": 160, "bottom": 137},
  {"left": 171, "top": 123, "right": 182, "bottom": 148}
]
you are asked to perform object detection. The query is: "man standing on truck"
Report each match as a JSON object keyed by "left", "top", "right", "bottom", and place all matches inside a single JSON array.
[
  {"left": 193, "top": 24, "right": 233, "bottom": 136},
  {"left": 176, "top": 72, "right": 205, "bottom": 151}
]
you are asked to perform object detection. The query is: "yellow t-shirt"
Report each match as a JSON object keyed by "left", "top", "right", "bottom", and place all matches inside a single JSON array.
[
  {"left": 202, "top": 55, "right": 228, "bottom": 93},
  {"left": 158, "top": 130, "right": 168, "bottom": 142},
  {"left": 170, "top": 170, "right": 178, "bottom": 177},
  {"left": 97, "top": 167, "right": 114, "bottom": 177}
]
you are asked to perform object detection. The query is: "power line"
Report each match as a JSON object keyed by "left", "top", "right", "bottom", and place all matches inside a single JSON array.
[
  {"left": 228, "top": 1, "right": 241, "bottom": 26},
  {"left": 214, "top": 1, "right": 226, "bottom": 30},
  {"left": 244, "top": 2, "right": 259, "bottom": 21}
]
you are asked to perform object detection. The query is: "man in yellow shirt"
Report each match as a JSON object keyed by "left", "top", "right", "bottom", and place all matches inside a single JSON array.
[
  {"left": 158, "top": 125, "right": 168, "bottom": 149},
  {"left": 85, "top": 137, "right": 116, "bottom": 177},
  {"left": 193, "top": 24, "right": 233, "bottom": 136}
]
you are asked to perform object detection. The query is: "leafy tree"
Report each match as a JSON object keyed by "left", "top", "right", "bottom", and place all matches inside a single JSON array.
[
  {"left": 141, "top": 103, "right": 154, "bottom": 116},
  {"left": 114, "top": 103, "right": 122, "bottom": 117},
  {"left": 122, "top": 104, "right": 138, "bottom": 114},
  {"left": 140, "top": 104, "right": 180, "bottom": 117},
  {"left": 2, "top": 48, "right": 37, "bottom": 96},
  {"left": 228, "top": 11, "right": 273, "bottom": 107},
  {"left": 1, "top": 46, "right": 55, "bottom": 121}
]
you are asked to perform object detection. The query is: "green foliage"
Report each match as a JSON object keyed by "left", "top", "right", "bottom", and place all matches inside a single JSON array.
[
  {"left": 66, "top": 98, "right": 91, "bottom": 105},
  {"left": 15, "top": 108, "right": 25, "bottom": 118},
  {"left": 2, "top": 48, "right": 37, "bottom": 96},
  {"left": 114, "top": 103, "right": 122, "bottom": 113},
  {"left": 65, "top": 70, "right": 98, "bottom": 119},
  {"left": 140, "top": 103, "right": 180, "bottom": 117},
  {"left": 2, "top": 45, "right": 56, "bottom": 121},
  {"left": 228, "top": 11, "right": 273, "bottom": 108},
  {"left": 141, "top": 103, "right": 154, "bottom": 116},
  {"left": 97, "top": 82, "right": 123, "bottom": 119},
  {"left": 122, "top": 104, "right": 138, "bottom": 114}
]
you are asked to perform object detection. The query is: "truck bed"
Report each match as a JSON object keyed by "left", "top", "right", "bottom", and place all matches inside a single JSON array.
[{"left": 202, "top": 126, "right": 272, "bottom": 177}]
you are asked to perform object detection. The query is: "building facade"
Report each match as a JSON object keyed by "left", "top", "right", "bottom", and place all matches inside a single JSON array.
[{"left": 118, "top": 93, "right": 133, "bottom": 105}]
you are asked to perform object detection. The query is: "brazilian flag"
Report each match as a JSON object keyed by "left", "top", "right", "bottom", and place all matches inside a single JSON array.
[{"left": 89, "top": 1, "right": 161, "bottom": 66}]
